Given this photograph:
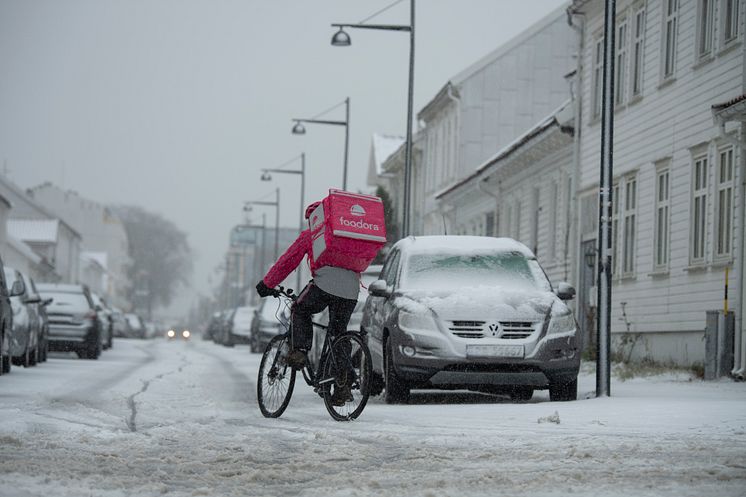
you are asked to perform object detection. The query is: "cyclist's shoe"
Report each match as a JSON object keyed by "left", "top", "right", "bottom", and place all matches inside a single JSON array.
[
  {"left": 330, "top": 384, "right": 353, "bottom": 406},
  {"left": 286, "top": 349, "right": 306, "bottom": 369}
]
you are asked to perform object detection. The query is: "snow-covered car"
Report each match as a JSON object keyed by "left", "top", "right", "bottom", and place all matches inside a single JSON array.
[
  {"left": 361, "top": 236, "right": 580, "bottom": 404},
  {"left": 227, "top": 306, "right": 256, "bottom": 346},
  {"left": 37, "top": 283, "right": 103, "bottom": 360},
  {"left": 249, "top": 298, "right": 289, "bottom": 353},
  {"left": 90, "top": 292, "right": 113, "bottom": 349},
  {"left": 4, "top": 267, "right": 42, "bottom": 367},
  {"left": 124, "top": 313, "right": 145, "bottom": 339}
]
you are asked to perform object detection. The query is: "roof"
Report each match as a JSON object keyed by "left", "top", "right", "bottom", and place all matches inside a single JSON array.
[
  {"left": 372, "top": 133, "right": 405, "bottom": 175},
  {"left": 0, "top": 192, "right": 11, "bottom": 210},
  {"left": 712, "top": 94, "right": 746, "bottom": 122},
  {"left": 394, "top": 235, "right": 534, "bottom": 258},
  {"left": 436, "top": 100, "right": 573, "bottom": 200},
  {"left": 81, "top": 251, "right": 108, "bottom": 270},
  {"left": 7, "top": 219, "right": 60, "bottom": 243},
  {"left": 36, "top": 283, "right": 88, "bottom": 294},
  {"left": 419, "top": 2, "right": 570, "bottom": 120},
  {"left": 5, "top": 235, "right": 42, "bottom": 264}
]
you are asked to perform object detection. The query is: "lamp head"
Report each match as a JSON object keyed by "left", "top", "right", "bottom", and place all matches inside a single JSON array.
[
  {"left": 331, "top": 27, "right": 351, "bottom": 47},
  {"left": 291, "top": 122, "right": 306, "bottom": 135},
  {"left": 261, "top": 172, "right": 272, "bottom": 181}
]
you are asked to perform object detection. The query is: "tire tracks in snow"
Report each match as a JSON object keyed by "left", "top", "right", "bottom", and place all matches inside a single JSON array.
[{"left": 126, "top": 352, "right": 191, "bottom": 432}]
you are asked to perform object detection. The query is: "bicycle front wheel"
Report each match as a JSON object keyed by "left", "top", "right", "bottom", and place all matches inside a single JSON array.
[
  {"left": 257, "top": 335, "right": 296, "bottom": 418},
  {"left": 320, "top": 333, "right": 372, "bottom": 421}
]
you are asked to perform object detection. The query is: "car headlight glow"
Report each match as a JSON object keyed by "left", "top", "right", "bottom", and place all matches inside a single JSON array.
[
  {"left": 547, "top": 310, "right": 576, "bottom": 335},
  {"left": 182, "top": 330, "right": 190, "bottom": 339},
  {"left": 167, "top": 330, "right": 175, "bottom": 338}
]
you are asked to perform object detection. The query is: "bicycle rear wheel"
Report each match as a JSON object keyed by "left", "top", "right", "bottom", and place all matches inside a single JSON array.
[
  {"left": 257, "top": 335, "right": 296, "bottom": 418},
  {"left": 320, "top": 333, "right": 372, "bottom": 421}
]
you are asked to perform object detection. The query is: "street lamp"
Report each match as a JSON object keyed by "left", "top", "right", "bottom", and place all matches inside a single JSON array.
[
  {"left": 291, "top": 98, "right": 349, "bottom": 190},
  {"left": 261, "top": 154, "right": 306, "bottom": 291},
  {"left": 331, "top": 0, "right": 415, "bottom": 236},
  {"left": 244, "top": 187, "right": 280, "bottom": 261}
]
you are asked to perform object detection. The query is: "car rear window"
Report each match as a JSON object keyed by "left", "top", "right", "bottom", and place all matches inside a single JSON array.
[
  {"left": 403, "top": 251, "right": 551, "bottom": 291},
  {"left": 41, "top": 292, "right": 92, "bottom": 313}
]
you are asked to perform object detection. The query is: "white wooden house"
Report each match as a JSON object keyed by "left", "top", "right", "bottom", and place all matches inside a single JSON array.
[{"left": 569, "top": 0, "right": 745, "bottom": 367}]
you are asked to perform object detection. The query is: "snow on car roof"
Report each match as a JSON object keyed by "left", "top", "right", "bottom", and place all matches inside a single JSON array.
[{"left": 394, "top": 236, "right": 534, "bottom": 258}]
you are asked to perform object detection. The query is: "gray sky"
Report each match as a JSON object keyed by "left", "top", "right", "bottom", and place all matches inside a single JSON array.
[{"left": 0, "top": 0, "right": 568, "bottom": 314}]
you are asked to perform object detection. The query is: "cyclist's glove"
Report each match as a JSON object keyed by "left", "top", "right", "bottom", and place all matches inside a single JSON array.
[{"left": 256, "top": 280, "right": 277, "bottom": 298}]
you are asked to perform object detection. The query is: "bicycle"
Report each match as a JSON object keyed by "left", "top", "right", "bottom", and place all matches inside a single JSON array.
[{"left": 256, "top": 286, "right": 373, "bottom": 421}]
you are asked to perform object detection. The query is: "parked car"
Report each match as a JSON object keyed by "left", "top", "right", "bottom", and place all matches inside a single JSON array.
[
  {"left": 124, "top": 313, "right": 145, "bottom": 339},
  {"left": 250, "top": 299, "right": 289, "bottom": 353},
  {"left": 37, "top": 283, "right": 103, "bottom": 360},
  {"left": 90, "top": 293, "right": 113, "bottom": 349},
  {"left": 4, "top": 267, "right": 41, "bottom": 367},
  {"left": 203, "top": 312, "right": 222, "bottom": 341},
  {"left": 0, "top": 255, "right": 22, "bottom": 375},
  {"left": 215, "top": 308, "right": 236, "bottom": 346},
  {"left": 110, "top": 308, "right": 129, "bottom": 338},
  {"left": 226, "top": 306, "right": 255, "bottom": 346},
  {"left": 360, "top": 236, "right": 580, "bottom": 404}
]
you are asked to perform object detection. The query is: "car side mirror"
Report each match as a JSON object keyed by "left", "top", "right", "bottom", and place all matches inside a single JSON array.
[
  {"left": 368, "top": 279, "right": 392, "bottom": 298},
  {"left": 95, "top": 305, "right": 103, "bottom": 312},
  {"left": 42, "top": 298, "right": 54, "bottom": 306},
  {"left": 556, "top": 282, "right": 576, "bottom": 301},
  {"left": 10, "top": 280, "right": 24, "bottom": 297}
]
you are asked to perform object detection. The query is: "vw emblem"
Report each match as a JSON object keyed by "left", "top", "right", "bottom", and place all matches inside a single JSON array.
[{"left": 488, "top": 323, "right": 500, "bottom": 336}]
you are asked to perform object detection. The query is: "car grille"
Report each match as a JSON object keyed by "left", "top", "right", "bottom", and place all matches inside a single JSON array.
[{"left": 448, "top": 320, "right": 537, "bottom": 339}]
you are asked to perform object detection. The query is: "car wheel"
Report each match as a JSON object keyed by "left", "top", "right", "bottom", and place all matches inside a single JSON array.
[
  {"left": 82, "top": 332, "right": 102, "bottom": 360},
  {"left": 383, "top": 338, "right": 409, "bottom": 404},
  {"left": 549, "top": 377, "right": 578, "bottom": 402},
  {"left": 224, "top": 333, "right": 235, "bottom": 348},
  {"left": 509, "top": 387, "right": 533, "bottom": 403},
  {"left": 29, "top": 344, "right": 38, "bottom": 366}
]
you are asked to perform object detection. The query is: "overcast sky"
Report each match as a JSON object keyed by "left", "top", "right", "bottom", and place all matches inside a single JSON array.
[{"left": 0, "top": 0, "right": 569, "bottom": 314}]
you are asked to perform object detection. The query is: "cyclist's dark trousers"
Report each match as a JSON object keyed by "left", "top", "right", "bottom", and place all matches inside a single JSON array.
[{"left": 291, "top": 282, "right": 357, "bottom": 352}]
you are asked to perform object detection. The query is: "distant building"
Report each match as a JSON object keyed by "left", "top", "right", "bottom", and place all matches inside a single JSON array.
[
  {"left": 0, "top": 175, "right": 82, "bottom": 283},
  {"left": 27, "top": 183, "right": 131, "bottom": 308}
]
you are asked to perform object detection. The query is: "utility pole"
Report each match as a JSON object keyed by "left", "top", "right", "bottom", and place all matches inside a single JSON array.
[{"left": 596, "top": 0, "right": 616, "bottom": 397}]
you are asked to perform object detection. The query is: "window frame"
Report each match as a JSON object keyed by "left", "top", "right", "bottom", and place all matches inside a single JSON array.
[
  {"left": 721, "top": 0, "right": 741, "bottom": 45},
  {"left": 616, "top": 18, "right": 629, "bottom": 105},
  {"left": 631, "top": 5, "right": 646, "bottom": 98},
  {"left": 690, "top": 153, "right": 709, "bottom": 265},
  {"left": 697, "top": 0, "right": 715, "bottom": 59},
  {"left": 715, "top": 146, "right": 735, "bottom": 260},
  {"left": 661, "top": 0, "right": 679, "bottom": 81},
  {"left": 621, "top": 175, "right": 638, "bottom": 277},
  {"left": 591, "top": 35, "right": 605, "bottom": 119},
  {"left": 653, "top": 165, "right": 671, "bottom": 271}
]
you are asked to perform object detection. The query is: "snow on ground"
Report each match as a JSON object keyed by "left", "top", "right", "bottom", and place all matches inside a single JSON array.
[{"left": 1, "top": 338, "right": 744, "bottom": 497}]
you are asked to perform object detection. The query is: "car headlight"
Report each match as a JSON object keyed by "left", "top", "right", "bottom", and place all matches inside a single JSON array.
[
  {"left": 182, "top": 330, "right": 190, "bottom": 339},
  {"left": 398, "top": 310, "right": 438, "bottom": 332},
  {"left": 167, "top": 330, "right": 176, "bottom": 338},
  {"left": 547, "top": 310, "right": 576, "bottom": 335}
]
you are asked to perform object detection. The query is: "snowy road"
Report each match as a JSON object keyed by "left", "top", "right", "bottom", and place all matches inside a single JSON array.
[{"left": 1, "top": 338, "right": 745, "bottom": 497}]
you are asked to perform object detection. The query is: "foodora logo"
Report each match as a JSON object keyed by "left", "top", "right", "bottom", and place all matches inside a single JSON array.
[{"left": 339, "top": 216, "right": 381, "bottom": 231}]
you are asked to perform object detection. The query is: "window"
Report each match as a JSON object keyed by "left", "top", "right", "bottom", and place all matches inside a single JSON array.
[
  {"left": 549, "top": 181, "right": 559, "bottom": 259},
  {"left": 654, "top": 168, "right": 671, "bottom": 269},
  {"left": 514, "top": 199, "right": 522, "bottom": 241},
  {"left": 723, "top": 0, "right": 740, "bottom": 43},
  {"left": 530, "top": 187, "right": 540, "bottom": 255},
  {"left": 698, "top": 0, "right": 715, "bottom": 57},
  {"left": 592, "top": 37, "right": 604, "bottom": 118},
  {"left": 716, "top": 147, "right": 734, "bottom": 258},
  {"left": 616, "top": 20, "right": 629, "bottom": 104},
  {"left": 485, "top": 211, "right": 496, "bottom": 237},
  {"left": 631, "top": 7, "right": 646, "bottom": 96},
  {"left": 691, "top": 155, "right": 708, "bottom": 263},
  {"left": 504, "top": 204, "right": 513, "bottom": 238},
  {"left": 612, "top": 183, "right": 620, "bottom": 275},
  {"left": 622, "top": 176, "right": 637, "bottom": 275},
  {"left": 662, "top": 0, "right": 678, "bottom": 79}
]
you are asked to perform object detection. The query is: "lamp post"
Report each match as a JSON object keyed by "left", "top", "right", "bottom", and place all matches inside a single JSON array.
[
  {"left": 244, "top": 187, "right": 280, "bottom": 261},
  {"left": 262, "top": 154, "right": 306, "bottom": 290},
  {"left": 331, "top": 0, "right": 415, "bottom": 236},
  {"left": 292, "top": 100, "right": 348, "bottom": 190}
]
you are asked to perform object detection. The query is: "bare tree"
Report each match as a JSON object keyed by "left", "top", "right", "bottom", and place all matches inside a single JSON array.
[{"left": 114, "top": 206, "right": 193, "bottom": 319}]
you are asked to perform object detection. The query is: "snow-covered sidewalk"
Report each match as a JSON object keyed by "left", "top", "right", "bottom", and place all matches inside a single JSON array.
[{"left": 0, "top": 338, "right": 744, "bottom": 497}]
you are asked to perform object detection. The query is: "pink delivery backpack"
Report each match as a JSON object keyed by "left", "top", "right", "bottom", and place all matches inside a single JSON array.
[{"left": 307, "top": 189, "right": 387, "bottom": 273}]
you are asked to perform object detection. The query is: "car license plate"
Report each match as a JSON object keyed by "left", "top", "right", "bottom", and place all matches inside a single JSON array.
[{"left": 467, "top": 344, "right": 524, "bottom": 358}]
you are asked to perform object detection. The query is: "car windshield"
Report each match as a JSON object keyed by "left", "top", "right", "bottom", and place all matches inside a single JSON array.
[
  {"left": 41, "top": 291, "right": 91, "bottom": 313},
  {"left": 259, "top": 301, "right": 281, "bottom": 321},
  {"left": 3, "top": 268, "right": 18, "bottom": 290},
  {"left": 402, "top": 251, "right": 551, "bottom": 292}
]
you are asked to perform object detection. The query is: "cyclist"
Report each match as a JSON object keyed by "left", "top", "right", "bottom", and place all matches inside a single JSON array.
[{"left": 256, "top": 201, "right": 360, "bottom": 406}]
